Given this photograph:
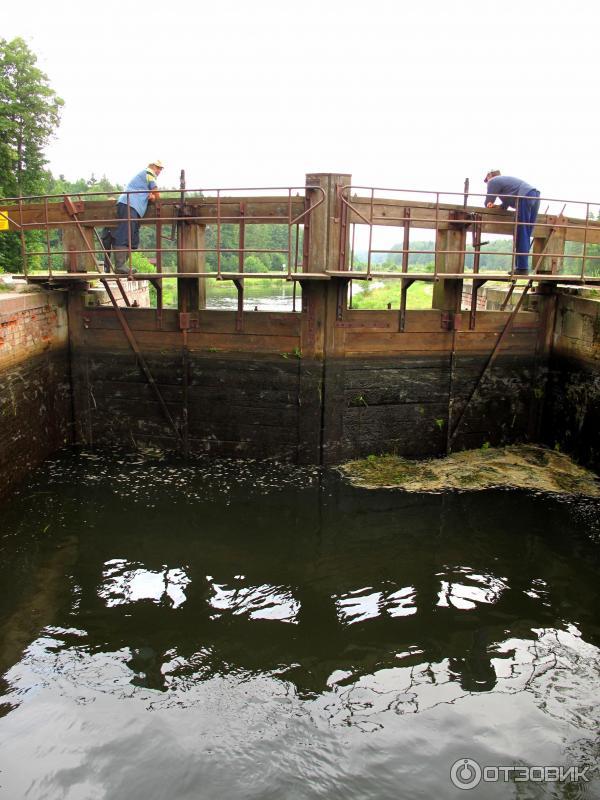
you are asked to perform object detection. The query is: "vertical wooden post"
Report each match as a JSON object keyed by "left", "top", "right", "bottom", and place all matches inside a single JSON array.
[
  {"left": 298, "top": 172, "right": 351, "bottom": 464},
  {"left": 432, "top": 213, "right": 466, "bottom": 313},
  {"left": 178, "top": 222, "right": 206, "bottom": 312},
  {"left": 533, "top": 215, "right": 567, "bottom": 274},
  {"left": 63, "top": 225, "right": 96, "bottom": 272}
]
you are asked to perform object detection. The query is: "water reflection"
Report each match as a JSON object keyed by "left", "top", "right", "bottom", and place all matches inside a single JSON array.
[
  {"left": 99, "top": 559, "right": 190, "bottom": 608},
  {"left": 0, "top": 451, "right": 599, "bottom": 798}
]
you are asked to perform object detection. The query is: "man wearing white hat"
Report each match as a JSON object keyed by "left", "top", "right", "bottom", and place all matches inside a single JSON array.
[{"left": 111, "top": 160, "right": 164, "bottom": 273}]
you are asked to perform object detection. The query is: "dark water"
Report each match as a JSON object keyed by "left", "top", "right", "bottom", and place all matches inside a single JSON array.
[{"left": 0, "top": 450, "right": 599, "bottom": 800}]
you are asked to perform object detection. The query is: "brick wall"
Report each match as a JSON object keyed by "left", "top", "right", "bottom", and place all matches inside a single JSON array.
[{"left": 0, "top": 291, "right": 72, "bottom": 499}]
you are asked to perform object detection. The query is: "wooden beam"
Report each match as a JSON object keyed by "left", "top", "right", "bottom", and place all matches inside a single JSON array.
[
  {"left": 344, "top": 196, "right": 600, "bottom": 245},
  {"left": 432, "top": 213, "right": 466, "bottom": 312},
  {"left": 5, "top": 193, "right": 600, "bottom": 248},
  {"left": 178, "top": 222, "right": 206, "bottom": 312},
  {"left": 0, "top": 196, "right": 306, "bottom": 230}
]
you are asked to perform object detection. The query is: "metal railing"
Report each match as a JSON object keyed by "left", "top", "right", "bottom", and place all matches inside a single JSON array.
[
  {"left": 0, "top": 184, "right": 326, "bottom": 281},
  {"left": 337, "top": 185, "right": 600, "bottom": 282}
]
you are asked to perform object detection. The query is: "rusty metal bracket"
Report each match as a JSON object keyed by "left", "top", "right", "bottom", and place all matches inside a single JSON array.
[
  {"left": 469, "top": 278, "right": 488, "bottom": 329},
  {"left": 448, "top": 209, "right": 474, "bottom": 230},
  {"left": 441, "top": 311, "right": 461, "bottom": 331},
  {"left": 399, "top": 277, "right": 415, "bottom": 332},
  {"left": 179, "top": 311, "right": 199, "bottom": 331},
  {"left": 500, "top": 281, "right": 518, "bottom": 311},
  {"left": 233, "top": 278, "right": 244, "bottom": 332},
  {"left": 63, "top": 196, "right": 84, "bottom": 216}
]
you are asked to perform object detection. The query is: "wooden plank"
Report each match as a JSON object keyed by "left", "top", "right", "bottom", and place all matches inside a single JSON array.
[
  {"left": 6, "top": 193, "right": 600, "bottom": 248},
  {"left": 345, "top": 354, "right": 450, "bottom": 371},
  {"left": 344, "top": 331, "right": 454, "bottom": 354},
  {"left": 86, "top": 308, "right": 179, "bottom": 331},
  {"left": 86, "top": 305, "right": 538, "bottom": 335},
  {"left": 1, "top": 196, "right": 306, "bottom": 229},
  {"left": 341, "top": 403, "right": 448, "bottom": 459},
  {"left": 343, "top": 328, "right": 537, "bottom": 356},
  {"left": 344, "top": 366, "right": 449, "bottom": 405},
  {"left": 90, "top": 379, "right": 297, "bottom": 408},
  {"left": 84, "top": 307, "right": 301, "bottom": 336},
  {"left": 346, "top": 196, "right": 600, "bottom": 245},
  {"left": 340, "top": 308, "right": 539, "bottom": 332},
  {"left": 83, "top": 327, "right": 300, "bottom": 354}
]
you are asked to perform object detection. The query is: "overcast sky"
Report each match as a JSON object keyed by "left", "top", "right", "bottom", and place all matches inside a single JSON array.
[{"left": 4, "top": 0, "right": 600, "bottom": 210}]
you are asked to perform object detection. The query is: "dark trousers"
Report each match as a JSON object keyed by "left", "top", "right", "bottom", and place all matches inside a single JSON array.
[
  {"left": 515, "top": 190, "right": 540, "bottom": 272},
  {"left": 114, "top": 202, "right": 141, "bottom": 250}
]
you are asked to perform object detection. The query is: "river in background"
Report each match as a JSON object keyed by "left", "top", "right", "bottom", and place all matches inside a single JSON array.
[
  {"left": 203, "top": 280, "right": 369, "bottom": 311},
  {"left": 0, "top": 449, "right": 599, "bottom": 799},
  {"left": 206, "top": 281, "right": 301, "bottom": 311}
]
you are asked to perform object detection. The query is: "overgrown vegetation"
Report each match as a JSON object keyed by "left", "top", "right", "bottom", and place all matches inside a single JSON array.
[{"left": 341, "top": 445, "right": 600, "bottom": 495}]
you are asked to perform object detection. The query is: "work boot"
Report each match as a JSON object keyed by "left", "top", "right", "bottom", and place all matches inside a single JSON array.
[{"left": 113, "top": 248, "right": 136, "bottom": 275}]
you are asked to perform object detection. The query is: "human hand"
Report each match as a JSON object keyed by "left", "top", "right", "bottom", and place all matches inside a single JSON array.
[{"left": 486, "top": 202, "right": 495, "bottom": 208}]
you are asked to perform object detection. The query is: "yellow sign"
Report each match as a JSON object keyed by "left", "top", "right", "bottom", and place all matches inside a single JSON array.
[{"left": 0, "top": 210, "right": 9, "bottom": 231}]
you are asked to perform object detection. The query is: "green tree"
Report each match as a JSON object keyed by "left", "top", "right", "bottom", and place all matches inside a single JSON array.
[{"left": 0, "top": 37, "right": 63, "bottom": 271}]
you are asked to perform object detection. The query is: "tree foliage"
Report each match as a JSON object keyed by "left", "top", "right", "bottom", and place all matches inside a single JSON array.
[
  {"left": 0, "top": 37, "right": 63, "bottom": 271},
  {"left": 0, "top": 37, "right": 63, "bottom": 197}
]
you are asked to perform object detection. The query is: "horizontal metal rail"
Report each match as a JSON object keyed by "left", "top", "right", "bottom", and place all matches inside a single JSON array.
[
  {"left": 1, "top": 185, "right": 325, "bottom": 281},
  {"left": 337, "top": 185, "right": 600, "bottom": 283},
  {"left": 4, "top": 182, "right": 600, "bottom": 285}
]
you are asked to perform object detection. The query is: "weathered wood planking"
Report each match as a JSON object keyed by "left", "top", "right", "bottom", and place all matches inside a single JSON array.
[
  {"left": 337, "top": 350, "right": 537, "bottom": 460},
  {"left": 84, "top": 328, "right": 301, "bottom": 354},
  {"left": 345, "top": 196, "right": 600, "bottom": 245},
  {"left": 0, "top": 196, "right": 306, "bottom": 230},
  {"left": 84, "top": 308, "right": 302, "bottom": 336},
  {"left": 342, "top": 329, "right": 538, "bottom": 355},
  {"left": 5, "top": 192, "right": 599, "bottom": 248},
  {"left": 341, "top": 309, "right": 538, "bottom": 332}
]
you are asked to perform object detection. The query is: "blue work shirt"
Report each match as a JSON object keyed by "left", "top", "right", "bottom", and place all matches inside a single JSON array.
[
  {"left": 485, "top": 175, "right": 537, "bottom": 210},
  {"left": 117, "top": 168, "right": 158, "bottom": 217}
]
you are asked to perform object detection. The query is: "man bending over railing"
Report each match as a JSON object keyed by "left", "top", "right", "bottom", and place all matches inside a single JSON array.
[{"left": 484, "top": 170, "right": 541, "bottom": 276}]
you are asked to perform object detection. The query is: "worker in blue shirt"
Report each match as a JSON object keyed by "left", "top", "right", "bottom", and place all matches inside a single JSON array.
[
  {"left": 484, "top": 170, "right": 540, "bottom": 275},
  {"left": 111, "top": 160, "right": 164, "bottom": 273}
]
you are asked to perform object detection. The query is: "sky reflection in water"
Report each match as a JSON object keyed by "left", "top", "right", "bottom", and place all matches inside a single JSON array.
[{"left": 0, "top": 449, "right": 598, "bottom": 799}]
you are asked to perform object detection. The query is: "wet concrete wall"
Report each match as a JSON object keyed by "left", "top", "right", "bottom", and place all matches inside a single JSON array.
[
  {"left": 543, "top": 293, "right": 600, "bottom": 468},
  {"left": 0, "top": 291, "right": 72, "bottom": 499}
]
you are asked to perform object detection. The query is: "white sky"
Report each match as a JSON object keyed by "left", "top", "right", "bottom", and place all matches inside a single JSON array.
[{"left": 4, "top": 0, "right": 600, "bottom": 209}]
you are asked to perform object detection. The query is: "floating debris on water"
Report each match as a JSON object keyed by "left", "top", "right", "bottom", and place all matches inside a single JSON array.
[{"left": 340, "top": 445, "right": 600, "bottom": 496}]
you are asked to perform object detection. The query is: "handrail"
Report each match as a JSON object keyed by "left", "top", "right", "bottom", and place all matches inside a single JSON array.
[
  {"left": 1, "top": 185, "right": 325, "bottom": 280},
  {"left": 336, "top": 185, "right": 600, "bottom": 281}
]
